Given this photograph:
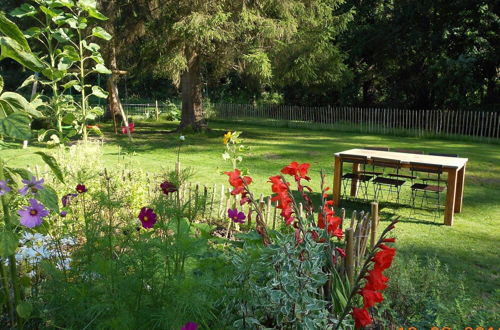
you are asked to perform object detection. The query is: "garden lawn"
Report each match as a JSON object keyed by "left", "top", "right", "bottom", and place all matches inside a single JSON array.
[{"left": 3, "top": 118, "right": 499, "bottom": 319}]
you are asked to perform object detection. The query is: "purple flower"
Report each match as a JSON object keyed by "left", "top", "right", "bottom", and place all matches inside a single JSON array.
[
  {"left": 228, "top": 208, "right": 245, "bottom": 224},
  {"left": 76, "top": 184, "right": 87, "bottom": 194},
  {"left": 0, "top": 180, "right": 11, "bottom": 196},
  {"left": 160, "top": 181, "right": 178, "bottom": 195},
  {"left": 18, "top": 176, "right": 44, "bottom": 196},
  {"left": 138, "top": 207, "right": 157, "bottom": 229},
  {"left": 181, "top": 322, "right": 197, "bottom": 330},
  {"left": 60, "top": 211, "right": 67, "bottom": 217},
  {"left": 62, "top": 193, "right": 78, "bottom": 207},
  {"left": 18, "top": 199, "right": 49, "bottom": 228}
]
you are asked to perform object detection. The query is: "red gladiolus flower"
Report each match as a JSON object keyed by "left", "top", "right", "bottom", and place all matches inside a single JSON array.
[
  {"left": 364, "top": 268, "right": 389, "bottom": 291},
  {"left": 372, "top": 245, "right": 396, "bottom": 271},
  {"left": 225, "top": 169, "right": 252, "bottom": 195},
  {"left": 359, "top": 288, "right": 384, "bottom": 309},
  {"left": 352, "top": 308, "right": 372, "bottom": 328},
  {"left": 335, "top": 247, "right": 346, "bottom": 257},
  {"left": 268, "top": 175, "right": 294, "bottom": 225},
  {"left": 281, "top": 161, "right": 311, "bottom": 181},
  {"left": 383, "top": 237, "right": 396, "bottom": 243}
]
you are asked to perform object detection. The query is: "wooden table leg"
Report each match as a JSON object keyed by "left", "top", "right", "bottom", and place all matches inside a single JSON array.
[
  {"left": 444, "top": 169, "right": 458, "bottom": 226},
  {"left": 454, "top": 164, "right": 466, "bottom": 213},
  {"left": 333, "top": 155, "right": 342, "bottom": 207},
  {"left": 350, "top": 163, "right": 360, "bottom": 197}
]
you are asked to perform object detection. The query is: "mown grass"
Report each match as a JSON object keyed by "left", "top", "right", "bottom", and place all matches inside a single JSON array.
[{"left": 3, "top": 118, "right": 499, "bottom": 324}]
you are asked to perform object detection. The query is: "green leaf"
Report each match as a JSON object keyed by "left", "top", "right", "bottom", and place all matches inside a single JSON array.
[
  {"left": 51, "top": 0, "right": 75, "bottom": 9},
  {"left": 91, "top": 27, "right": 111, "bottom": 40},
  {"left": 36, "top": 185, "right": 60, "bottom": 212},
  {"left": 87, "top": 8, "right": 107, "bottom": 21},
  {"left": 94, "top": 64, "right": 111, "bottom": 74},
  {"left": 0, "top": 91, "right": 32, "bottom": 116},
  {"left": 17, "top": 74, "right": 36, "bottom": 90},
  {"left": 40, "top": 6, "right": 62, "bottom": 18},
  {"left": 57, "top": 56, "right": 73, "bottom": 71},
  {"left": 0, "top": 112, "right": 31, "bottom": 140},
  {"left": 16, "top": 301, "right": 33, "bottom": 319},
  {"left": 52, "top": 28, "right": 71, "bottom": 43},
  {"left": 62, "top": 80, "right": 79, "bottom": 89},
  {"left": 82, "top": 41, "right": 100, "bottom": 52},
  {"left": 61, "top": 45, "right": 79, "bottom": 61},
  {"left": 6, "top": 167, "right": 34, "bottom": 180},
  {"left": 78, "top": 0, "right": 97, "bottom": 9},
  {"left": 0, "top": 75, "right": 3, "bottom": 94},
  {"left": 10, "top": 4, "right": 37, "bottom": 18},
  {"left": 0, "top": 36, "right": 44, "bottom": 72},
  {"left": 0, "top": 231, "right": 18, "bottom": 257},
  {"left": 34, "top": 151, "right": 65, "bottom": 184},
  {"left": 91, "top": 85, "right": 108, "bottom": 98},
  {"left": 0, "top": 12, "right": 30, "bottom": 50}
]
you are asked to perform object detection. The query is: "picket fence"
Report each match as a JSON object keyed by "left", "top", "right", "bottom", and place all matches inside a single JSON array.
[{"left": 212, "top": 103, "right": 500, "bottom": 141}]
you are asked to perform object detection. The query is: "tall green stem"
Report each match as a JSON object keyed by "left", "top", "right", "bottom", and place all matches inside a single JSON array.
[
  {"left": 78, "top": 30, "right": 87, "bottom": 142},
  {"left": 0, "top": 159, "right": 23, "bottom": 328}
]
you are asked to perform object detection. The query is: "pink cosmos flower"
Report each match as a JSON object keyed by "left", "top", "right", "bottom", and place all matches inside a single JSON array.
[
  {"left": 18, "top": 199, "right": 49, "bottom": 228},
  {"left": 138, "top": 207, "right": 157, "bottom": 229}
]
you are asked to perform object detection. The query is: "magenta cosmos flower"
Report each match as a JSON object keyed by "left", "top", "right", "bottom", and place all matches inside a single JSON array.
[
  {"left": 18, "top": 199, "right": 49, "bottom": 228},
  {"left": 160, "top": 181, "right": 178, "bottom": 195},
  {"left": 76, "top": 184, "right": 87, "bottom": 194},
  {"left": 18, "top": 176, "right": 44, "bottom": 196},
  {"left": 138, "top": 207, "right": 157, "bottom": 229},
  {"left": 0, "top": 180, "right": 11, "bottom": 196},
  {"left": 228, "top": 208, "right": 245, "bottom": 224},
  {"left": 181, "top": 322, "right": 197, "bottom": 330}
]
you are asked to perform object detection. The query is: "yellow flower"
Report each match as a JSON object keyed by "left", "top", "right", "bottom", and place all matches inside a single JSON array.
[{"left": 223, "top": 131, "right": 233, "bottom": 145}]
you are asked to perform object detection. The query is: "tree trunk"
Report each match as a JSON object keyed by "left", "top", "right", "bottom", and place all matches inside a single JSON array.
[
  {"left": 101, "top": 0, "right": 131, "bottom": 139},
  {"left": 179, "top": 50, "right": 206, "bottom": 131}
]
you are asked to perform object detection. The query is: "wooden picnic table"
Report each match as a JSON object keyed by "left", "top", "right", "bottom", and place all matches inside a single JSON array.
[{"left": 332, "top": 148, "right": 468, "bottom": 226}]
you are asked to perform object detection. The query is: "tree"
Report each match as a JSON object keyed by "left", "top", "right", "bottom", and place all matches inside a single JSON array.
[{"left": 140, "top": 0, "right": 351, "bottom": 131}]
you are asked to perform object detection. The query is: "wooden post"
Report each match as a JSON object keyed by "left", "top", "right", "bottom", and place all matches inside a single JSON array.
[
  {"left": 345, "top": 228, "right": 355, "bottom": 286},
  {"left": 340, "top": 208, "right": 346, "bottom": 229},
  {"left": 155, "top": 100, "right": 159, "bottom": 120},
  {"left": 370, "top": 202, "right": 379, "bottom": 249},
  {"left": 444, "top": 169, "right": 458, "bottom": 226},
  {"left": 266, "top": 197, "right": 272, "bottom": 226},
  {"left": 175, "top": 161, "right": 181, "bottom": 176},
  {"left": 333, "top": 155, "right": 342, "bottom": 206},
  {"left": 350, "top": 210, "right": 357, "bottom": 229}
]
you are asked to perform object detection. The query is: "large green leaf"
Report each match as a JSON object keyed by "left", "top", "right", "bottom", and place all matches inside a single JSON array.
[
  {"left": 94, "top": 63, "right": 111, "bottom": 74},
  {"left": 0, "top": 231, "right": 18, "bottom": 257},
  {"left": 91, "top": 85, "right": 108, "bottom": 98},
  {"left": 0, "top": 91, "right": 32, "bottom": 117},
  {"left": 34, "top": 151, "right": 65, "bottom": 184},
  {"left": 0, "top": 12, "right": 30, "bottom": 50},
  {"left": 87, "top": 7, "right": 107, "bottom": 21},
  {"left": 91, "top": 27, "right": 111, "bottom": 40},
  {"left": 0, "top": 36, "right": 44, "bottom": 72},
  {"left": 5, "top": 167, "right": 34, "bottom": 180},
  {"left": 36, "top": 184, "right": 59, "bottom": 213},
  {"left": 0, "top": 112, "right": 32, "bottom": 140},
  {"left": 10, "top": 4, "right": 37, "bottom": 18}
]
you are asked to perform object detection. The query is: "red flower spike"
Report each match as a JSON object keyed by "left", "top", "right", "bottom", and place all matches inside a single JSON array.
[
  {"left": 225, "top": 169, "right": 252, "bottom": 196},
  {"left": 383, "top": 238, "right": 396, "bottom": 243},
  {"left": 352, "top": 308, "right": 372, "bottom": 328},
  {"left": 372, "top": 246, "right": 396, "bottom": 271},
  {"left": 364, "top": 268, "right": 389, "bottom": 291},
  {"left": 359, "top": 288, "right": 384, "bottom": 309}
]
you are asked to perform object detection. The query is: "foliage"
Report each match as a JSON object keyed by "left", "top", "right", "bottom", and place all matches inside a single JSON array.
[
  {"left": 11, "top": 0, "right": 112, "bottom": 143},
  {"left": 221, "top": 131, "right": 250, "bottom": 170}
]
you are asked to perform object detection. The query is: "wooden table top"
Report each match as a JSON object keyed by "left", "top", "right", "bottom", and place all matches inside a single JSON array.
[{"left": 335, "top": 148, "right": 468, "bottom": 169}]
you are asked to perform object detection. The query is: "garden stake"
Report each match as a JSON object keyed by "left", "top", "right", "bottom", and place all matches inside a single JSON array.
[
  {"left": 345, "top": 228, "right": 355, "bottom": 286},
  {"left": 370, "top": 202, "right": 379, "bottom": 249},
  {"left": 350, "top": 210, "right": 357, "bottom": 228}
]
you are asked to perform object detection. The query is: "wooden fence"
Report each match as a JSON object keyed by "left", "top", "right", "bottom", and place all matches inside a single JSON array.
[{"left": 211, "top": 103, "right": 500, "bottom": 141}]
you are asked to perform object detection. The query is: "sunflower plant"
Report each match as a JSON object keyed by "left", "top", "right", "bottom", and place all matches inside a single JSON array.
[{"left": 222, "top": 131, "right": 250, "bottom": 171}]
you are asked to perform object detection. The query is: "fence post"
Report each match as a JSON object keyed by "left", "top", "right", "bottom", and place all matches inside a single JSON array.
[
  {"left": 370, "top": 202, "right": 379, "bottom": 249},
  {"left": 345, "top": 228, "right": 355, "bottom": 286},
  {"left": 155, "top": 100, "right": 159, "bottom": 120}
]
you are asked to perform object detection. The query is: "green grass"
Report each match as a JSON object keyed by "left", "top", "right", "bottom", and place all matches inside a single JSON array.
[{"left": 3, "top": 118, "right": 499, "bottom": 321}]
